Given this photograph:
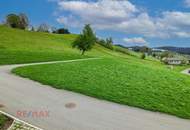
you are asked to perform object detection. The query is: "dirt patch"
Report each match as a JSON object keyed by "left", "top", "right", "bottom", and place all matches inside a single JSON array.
[{"left": 65, "top": 102, "right": 77, "bottom": 109}]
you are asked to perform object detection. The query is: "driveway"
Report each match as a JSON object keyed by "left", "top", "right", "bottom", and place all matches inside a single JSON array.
[{"left": 0, "top": 58, "right": 190, "bottom": 130}]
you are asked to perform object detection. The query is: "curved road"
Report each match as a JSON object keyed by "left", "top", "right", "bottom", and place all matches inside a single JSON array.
[
  {"left": 0, "top": 58, "right": 190, "bottom": 130},
  {"left": 181, "top": 68, "right": 190, "bottom": 76}
]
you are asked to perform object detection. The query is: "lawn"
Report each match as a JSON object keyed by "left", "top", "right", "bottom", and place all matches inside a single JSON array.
[{"left": 13, "top": 57, "right": 190, "bottom": 119}]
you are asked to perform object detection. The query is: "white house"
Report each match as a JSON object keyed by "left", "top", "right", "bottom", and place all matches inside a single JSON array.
[{"left": 164, "top": 58, "right": 183, "bottom": 65}]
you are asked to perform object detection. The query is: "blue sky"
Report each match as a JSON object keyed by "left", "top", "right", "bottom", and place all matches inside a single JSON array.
[{"left": 1, "top": 0, "right": 190, "bottom": 47}]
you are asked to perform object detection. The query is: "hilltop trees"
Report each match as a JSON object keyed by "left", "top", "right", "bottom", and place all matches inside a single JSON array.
[
  {"left": 4, "top": 13, "right": 72, "bottom": 34},
  {"left": 72, "top": 24, "right": 96, "bottom": 55},
  {"left": 6, "top": 14, "right": 20, "bottom": 28},
  {"left": 19, "top": 13, "right": 29, "bottom": 29},
  {"left": 37, "top": 24, "right": 50, "bottom": 32},
  {"left": 160, "top": 51, "right": 173, "bottom": 59},
  {"left": 6, "top": 13, "right": 29, "bottom": 29},
  {"left": 53, "top": 28, "right": 70, "bottom": 34},
  {"left": 96, "top": 37, "right": 114, "bottom": 50},
  {"left": 105, "top": 37, "right": 114, "bottom": 50}
]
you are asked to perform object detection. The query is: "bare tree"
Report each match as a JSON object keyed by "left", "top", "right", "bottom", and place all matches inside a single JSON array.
[
  {"left": 19, "top": 13, "right": 29, "bottom": 29},
  {"left": 37, "top": 23, "right": 50, "bottom": 32}
]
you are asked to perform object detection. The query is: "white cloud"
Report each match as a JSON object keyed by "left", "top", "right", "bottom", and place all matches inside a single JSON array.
[
  {"left": 123, "top": 37, "right": 148, "bottom": 45},
  {"left": 155, "top": 11, "right": 190, "bottom": 38},
  {"left": 56, "top": 0, "right": 138, "bottom": 29},
  {"left": 184, "top": 0, "right": 190, "bottom": 7},
  {"left": 51, "top": 0, "right": 190, "bottom": 39}
]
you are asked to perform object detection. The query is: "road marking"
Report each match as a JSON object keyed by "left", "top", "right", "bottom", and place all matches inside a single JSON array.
[{"left": 0, "top": 110, "right": 43, "bottom": 130}]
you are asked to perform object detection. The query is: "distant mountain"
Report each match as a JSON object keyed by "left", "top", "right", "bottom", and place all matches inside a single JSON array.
[
  {"left": 115, "top": 45, "right": 150, "bottom": 52},
  {"left": 156, "top": 46, "right": 190, "bottom": 55}
]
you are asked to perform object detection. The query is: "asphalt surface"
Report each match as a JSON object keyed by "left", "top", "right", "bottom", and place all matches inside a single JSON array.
[
  {"left": 0, "top": 58, "right": 190, "bottom": 130},
  {"left": 181, "top": 68, "right": 190, "bottom": 76}
]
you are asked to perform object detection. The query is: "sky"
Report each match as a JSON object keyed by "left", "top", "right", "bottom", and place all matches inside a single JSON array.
[{"left": 1, "top": 0, "right": 190, "bottom": 47}]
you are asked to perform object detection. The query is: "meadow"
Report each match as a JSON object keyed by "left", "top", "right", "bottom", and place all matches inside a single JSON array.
[{"left": 0, "top": 25, "right": 88, "bottom": 65}]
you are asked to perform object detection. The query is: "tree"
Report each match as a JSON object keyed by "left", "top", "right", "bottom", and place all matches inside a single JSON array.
[
  {"left": 152, "top": 53, "right": 156, "bottom": 57},
  {"left": 72, "top": 24, "right": 96, "bottom": 55},
  {"left": 31, "top": 26, "right": 35, "bottom": 31},
  {"left": 51, "top": 26, "right": 57, "bottom": 33},
  {"left": 105, "top": 37, "right": 113, "bottom": 50},
  {"left": 19, "top": 13, "right": 29, "bottom": 29},
  {"left": 160, "top": 51, "right": 173, "bottom": 59},
  {"left": 96, "top": 37, "right": 113, "bottom": 50},
  {"left": 54, "top": 28, "right": 70, "bottom": 34},
  {"left": 37, "top": 23, "right": 49, "bottom": 32},
  {"left": 6, "top": 13, "right": 29, "bottom": 29},
  {"left": 141, "top": 53, "right": 146, "bottom": 59},
  {"left": 140, "top": 46, "right": 150, "bottom": 53},
  {"left": 6, "top": 14, "right": 20, "bottom": 28}
]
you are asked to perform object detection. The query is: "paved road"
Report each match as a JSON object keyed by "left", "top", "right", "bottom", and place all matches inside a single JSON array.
[
  {"left": 181, "top": 68, "right": 190, "bottom": 76},
  {"left": 0, "top": 58, "right": 190, "bottom": 130}
]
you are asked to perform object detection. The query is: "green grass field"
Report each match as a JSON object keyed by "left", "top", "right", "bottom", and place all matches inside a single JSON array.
[
  {"left": 0, "top": 25, "right": 90, "bottom": 65},
  {"left": 1, "top": 26, "right": 190, "bottom": 119}
]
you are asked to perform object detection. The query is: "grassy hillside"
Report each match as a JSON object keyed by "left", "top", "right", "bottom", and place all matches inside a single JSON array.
[
  {"left": 1, "top": 26, "right": 190, "bottom": 119},
  {"left": 0, "top": 25, "right": 89, "bottom": 65}
]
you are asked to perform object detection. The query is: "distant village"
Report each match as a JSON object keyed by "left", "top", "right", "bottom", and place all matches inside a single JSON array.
[{"left": 128, "top": 46, "right": 190, "bottom": 65}]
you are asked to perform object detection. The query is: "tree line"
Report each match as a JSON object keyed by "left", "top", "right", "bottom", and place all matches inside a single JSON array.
[{"left": 3, "top": 13, "right": 70, "bottom": 34}]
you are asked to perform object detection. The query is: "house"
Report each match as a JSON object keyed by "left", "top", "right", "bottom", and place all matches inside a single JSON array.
[{"left": 163, "top": 58, "right": 183, "bottom": 65}]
